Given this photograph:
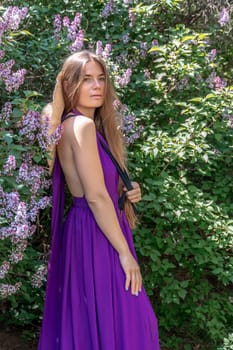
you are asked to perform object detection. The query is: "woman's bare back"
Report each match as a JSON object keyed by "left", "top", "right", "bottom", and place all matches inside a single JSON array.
[{"left": 57, "top": 117, "right": 85, "bottom": 197}]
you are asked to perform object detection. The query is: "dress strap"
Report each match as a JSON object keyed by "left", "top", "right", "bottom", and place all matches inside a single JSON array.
[
  {"left": 38, "top": 154, "right": 65, "bottom": 343},
  {"left": 61, "top": 110, "right": 82, "bottom": 122}
]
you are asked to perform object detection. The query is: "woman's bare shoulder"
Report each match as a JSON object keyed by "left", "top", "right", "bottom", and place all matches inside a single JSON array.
[{"left": 62, "top": 115, "right": 96, "bottom": 143}]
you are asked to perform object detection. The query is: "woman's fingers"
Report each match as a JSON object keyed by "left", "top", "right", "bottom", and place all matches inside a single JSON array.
[
  {"left": 119, "top": 252, "right": 142, "bottom": 296},
  {"left": 124, "top": 181, "right": 141, "bottom": 203},
  {"left": 125, "top": 272, "right": 131, "bottom": 291}
]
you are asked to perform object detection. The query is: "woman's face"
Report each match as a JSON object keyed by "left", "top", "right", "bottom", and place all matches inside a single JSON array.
[{"left": 76, "top": 60, "right": 105, "bottom": 118}]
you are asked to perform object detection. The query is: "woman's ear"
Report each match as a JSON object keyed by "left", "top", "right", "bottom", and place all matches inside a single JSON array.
[{"left": 62, "top": 80, "right": 69, "bottom": 95}]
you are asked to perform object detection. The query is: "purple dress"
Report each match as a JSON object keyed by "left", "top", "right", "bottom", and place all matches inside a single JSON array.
[{"left": 38, "top": 112, "right": 160, "bottom": 349}]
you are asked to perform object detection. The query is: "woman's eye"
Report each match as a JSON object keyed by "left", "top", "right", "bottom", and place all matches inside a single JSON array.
[{"left": 99, "top": 77, "right": 105, "bottom": 81}]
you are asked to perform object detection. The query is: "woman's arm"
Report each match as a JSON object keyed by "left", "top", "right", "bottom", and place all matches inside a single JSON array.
[{"left": 70, "top": 117, "right": 142, "bottom": 295}]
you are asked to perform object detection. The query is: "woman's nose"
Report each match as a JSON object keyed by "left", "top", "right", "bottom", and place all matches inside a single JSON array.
[{"left": 93, "top": 79, "right": 101, "bottom": 88}]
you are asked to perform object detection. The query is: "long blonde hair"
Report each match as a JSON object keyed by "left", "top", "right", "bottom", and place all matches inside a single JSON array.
[{"left": 45, "top": 50, "right": 136, "bottom": 228}]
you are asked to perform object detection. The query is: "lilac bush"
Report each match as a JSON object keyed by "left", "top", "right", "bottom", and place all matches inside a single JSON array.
[{"left": 0, "top": 5, "right": 55, "bottom": 299}]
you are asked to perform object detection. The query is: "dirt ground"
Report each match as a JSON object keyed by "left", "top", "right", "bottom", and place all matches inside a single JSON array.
[{"left": 0, "top": 327, "right": 37, "bottom": 350}]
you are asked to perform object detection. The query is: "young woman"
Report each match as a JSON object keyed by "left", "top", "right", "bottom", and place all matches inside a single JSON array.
[{"left": 38, "top": 50, "right": 160, "bottom": 350}]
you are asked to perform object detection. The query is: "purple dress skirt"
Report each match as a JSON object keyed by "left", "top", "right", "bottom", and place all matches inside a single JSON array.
[{"left": 38, "top": 120, "right": 160, "bottom": 349}]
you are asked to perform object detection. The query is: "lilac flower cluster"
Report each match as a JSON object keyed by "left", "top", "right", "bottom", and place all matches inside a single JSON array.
[
  {"left": 53, "top": 12, "right": 84, "bottom": 52},
  {"left": 115, "top": 68, "right": 132, "bottom": 86},
  {"left": 140, "top": 42, "right": 148, "bottom": 58},
  {"left": 0, "top": 101, "right": 12, "bottom": 122},
  {"left": 176, "top": 77, "right": 189, "bottom": 90},
  {"left": 31, "top": 265, "right": 48, "bottom": 288},
  {"left": 207, "top": 49, "right": 217, "bottom": 62},
  {"left": 122, "top": 113, "right": 144, "bottom": 144},
  {"left": 95, "top": 41, "right": 112, "bottom": 59},
  {"left": 70, "top": 30, "right": 85, "bottom": 53},
  {"left": 218, "top": 8, "right": 230, "bottom": 27},
  {"left": 122, "top": 33, "right": 129, "bottom": 44},
  {"left": 0, "top": 50, "right": 5, "bottom": 59},
  {"left": 206, "top": 72, "right": 226, "bottom": 90},
  {"left": 0, "top": 282, "right": 22, "bottom": 298},
  {"left": 0, "top": 6, "right": 28, "bottom": 43},
  {"left": 3, "top": 155, "right": 16, "bottom": 175},
  {"left": 54, "top": 14, "right": 62, "bottom": 41},
  {"left": 144, "top": 69, "right": 151, "bottom": 79},
  {"left": 9, "top": 240, "right": 27, "bottom": 263},
  {"left": 19, "top": 110, "right": 41, "bottom": 142},
  {"left": 0, "top": 59, "right": 27, "bottom": 92},
  {"left": 27, "top": 196, "right": 51, "bottom": 222},
  {"left": 102, "top": 0, "right": 114, "bottom": 18},
  {"left": 222, "top": 108, "right": 233, "bottom": 128},
  {"left": 113, "top": 101, "right": 144, "bottom": 144},
  {"left": 0, "top": 262, "right": 10, "bottom": 279},
  {"left": 128, "top": 8, "right": 135, "bottom": 27}
]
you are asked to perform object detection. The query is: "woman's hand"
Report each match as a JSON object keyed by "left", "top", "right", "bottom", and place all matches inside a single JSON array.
[
  {"left": 119, "top": 251, "right": 142, "bottom": 296},
  {"left": 124, "top": 181, "right": 141, "bottom": 203}
]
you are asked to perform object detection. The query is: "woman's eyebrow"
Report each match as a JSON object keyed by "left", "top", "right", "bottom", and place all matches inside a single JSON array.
[{"left": 83, "top": 73, "right": 105, "bottom": 77}]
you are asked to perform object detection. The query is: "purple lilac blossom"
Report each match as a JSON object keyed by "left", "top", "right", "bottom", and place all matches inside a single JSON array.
[
  {"left": 63, "top": 16, "right": 70, "bottom": 27},
  {"left": 208, "top": 49, "right": 217, "bottom": 61},
  {"left": 0, "top": 102, "right": 12, "bottom": 122},
  {"left": 122, "top": 113, "right": 144, "bottom": 145},
  {"left": 54, "top": 14, "right": 62, "bottom": 40},
  {"left": 102, "top": 43, "right": 112, "bottom": 59},
  {"left": 3, "top": 155, "right": 16, "bottom": 174},
  {"left": 218, "top": 8, "right": 230, "bottom": 27},
  {"left": 9, "top": 251, "right": 23, "bottom": 263},
  {"left": 38, "top": 196, "right": 51, "bottom": 210},
  {"left": 9, "top": 240, "right": 27, "bottom": 263},
  {"left": 113, "top": 102, "right": 143, "bottom": 145},
  {"left": 5, "top": 68, "right": 27, "bottom": 92},
  {"left": 116, "top": 68, "right": 132, "bottom": 86},
  {"left": 73, "top": 12, "right": 82, "bottom": 27},
  {"left": 214, "top": 76, "right": 226, "bottom": 89},
  {"left": 19, "top": 110, "right": 40, "bottom": 142},
  {"left": 2, "top": 6, "right": 28, "bottom": 31},
  {"left": 152, "top": 39, "right": 159, "bottom": 46},
  {"left": 0, "top": 50, "right": 5, "bottom": 59},
  {"left": 140, "top": 42, "right": 148, "bottom": 57},
  {"left": 122, "top": 33, "right": 129, "bottom": 44},
  {"left": 222, "top": 109, "right": 233, "bottom": 128},
  {"left": 0, "top": 262, "right": 10, "bottom": 279},
  {"left": 31, "top": 265, "right": 48, "bottom": 288},
  {"left": 0, "top": 59, "right": 15, "bottom": 79},
  {"left": 96, "top": 40, "right": 103, "bottom": 56},
  {"left": 16, "top": 224, "right": 29, "bottom": 239},
  {"left": 0, "top": 282, "right": 22, "bottom": 298},
  {"left": 5, "top": 191, "right": 20, "bottom": 215},
  {"left": 102, "top": 0, "right": 114, "bottom": 17},
  {"left": 15, "top": 201, "right": 27, "bottom": 223},
  {"left": 69, "top": 30, "right": 84, "bottom": 53},
  {"left": 16, "top": 162, "right": 28, "bottom": 183},
  {"left": 176, "top": 77, "right": 189, "bottom": 90},
  {"left": 67, "top": 12, "right": 82, "bottom": 41},
  {"left": 144, "top": 69, "right": 151, "bottom": 79},
  {"left": 128, "top": 8, "right": 135, "bottom": 27},
  {"left": 206, "top": 72, "right": 226, "bottom": 90},
  {"left": 47, "top": 124, "right": 63, "bottom": 147}
]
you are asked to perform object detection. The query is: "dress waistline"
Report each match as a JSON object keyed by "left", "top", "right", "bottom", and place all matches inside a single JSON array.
[{"left": 72, "top": 196, "right": 89, "bottom": 208}]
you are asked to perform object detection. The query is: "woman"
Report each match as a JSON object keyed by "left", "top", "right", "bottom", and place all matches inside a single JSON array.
[{"left": 39, "top": 50, "right": 160, "bottom": 349}]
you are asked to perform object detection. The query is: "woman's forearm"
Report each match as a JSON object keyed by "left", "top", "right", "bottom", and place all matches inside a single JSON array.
[{"left": 87, "top": 193, "right": 130, "bottom": 255}]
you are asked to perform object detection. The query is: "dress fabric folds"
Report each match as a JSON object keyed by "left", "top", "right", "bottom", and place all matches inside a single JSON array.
[{"left": 38, "top": 112, "right": 160, "bottom": 350}]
